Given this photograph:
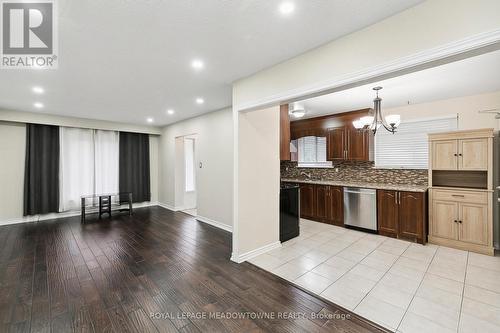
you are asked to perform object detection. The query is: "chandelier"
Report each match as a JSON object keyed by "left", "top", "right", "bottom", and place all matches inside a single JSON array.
[{"left": 353, "top": 87, "right": 401, "bottom": 135}]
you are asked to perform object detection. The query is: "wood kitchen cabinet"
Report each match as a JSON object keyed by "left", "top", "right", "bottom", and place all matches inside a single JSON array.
[
  {"left": 280, "top": 104, "right": 291, "bottom": 161},
  {"left": 290, "top": 108, "right": 373, "bottom": 162},
  {"left": 299, "top": 184, "right": 315, "bottom": 219},
  {"left": 428, "top": 129, "right": 494, "bottom": 255},
  {"left": 327, "top": 186, "right": 344, "bottom": 226},
  {"left": 377, "top": 190, "right": 427, "bottom": 244},
  {"left": 327, "top": 125, "right": 372, "bottom": 161},
  {"left": 326, "top": 127, "right": 345, "bottom": 160},
  {"left": 431, "top": 137, "right": 489, "bottom": 171},
  {"left": 297, "top": 183, "right": 343, "bottom": 226}
]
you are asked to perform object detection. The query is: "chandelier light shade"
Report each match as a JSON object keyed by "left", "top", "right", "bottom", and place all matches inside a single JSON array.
[{"left": 353, "top": 87, "right": 401, "bottom": 134}]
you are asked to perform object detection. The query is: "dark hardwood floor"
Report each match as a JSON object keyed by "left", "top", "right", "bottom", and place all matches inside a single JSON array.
[{"left": 0, "top": 206, "right": 387, "bottom": 333}]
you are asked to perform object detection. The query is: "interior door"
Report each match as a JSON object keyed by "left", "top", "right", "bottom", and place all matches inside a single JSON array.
[
  {"left": 399, "top": 192, "right": 424, "bottom": 241},
  {"left": 327, "top": 127, "right": 345, "bottom": 160},
  {"left": 431, "top": 200, "right": 458, "bottom": 240},
  {"left": 346, "top": 129, "right": 367, "bottom": 161},
  {"left": 431, "top": 140, "right": 457, "bottom": 170},
  {"left": 299, "top": 184, "right": 315, "bottom": 219},
  {"left": 459, "top": 202, "right": 488, "bottom": 245},
  {"left": 327, "top": 186, "right": 344, "bottom": 226},
  {"left": 377, "top": 190, "right": 398, "bottom": 237},
  {"left": 458, "top": 138, "right": 488, "bottom": 170}
]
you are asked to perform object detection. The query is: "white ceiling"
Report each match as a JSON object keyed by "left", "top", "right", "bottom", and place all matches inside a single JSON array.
[
  {"left": 0, "top": 0, "right": 424, "bottom": 126},
  {"left": 298, "top": 49, "right": 500, "bottom": 120}
]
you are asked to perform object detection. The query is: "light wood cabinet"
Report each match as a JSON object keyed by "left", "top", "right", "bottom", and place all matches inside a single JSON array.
[
  {"left": 430, "top": 137, "right": 489, "bottom": 171},
  {"left": 459, "top": 203, "right": 488, "bottom": 245},
  {"left": 431, "top": 200, "right": 458, "bottom": 240},
  {"left": 428, "top": 128, "right": 494, "bottom": 256},
  {"left": 459, "top": 138, "right": 488, "bottom": 170},
  {"left": 431, "top": 140, "right": 458, "bottom": 170}
]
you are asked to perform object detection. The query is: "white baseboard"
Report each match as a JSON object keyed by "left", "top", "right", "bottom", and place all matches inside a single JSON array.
[
  {"left": 195, "top": 215, "right": 232, "bottom": 233},
  {"left": 231, "top": 241, "right": 282, "bottom": 263},
  {"left": 157, "top": 202, "right": 186, "bottom": 211},
  {"left": 0, "top": 201, "right": 159, "bottom": 226}
]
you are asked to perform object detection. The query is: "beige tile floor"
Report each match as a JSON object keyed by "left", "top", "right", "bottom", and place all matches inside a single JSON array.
[{"left": 249, "top": 219, "right": 500, "bottom": 333}]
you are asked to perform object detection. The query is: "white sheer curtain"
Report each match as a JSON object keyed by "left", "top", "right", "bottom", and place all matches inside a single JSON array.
[
  {"left": 94, "top": 130, "right": 119, "bottom": 195},
  {"left": 59, "top": 128, "right": 120, "bottom": 212},
  {"left": 59, "top": 127, "right": 95, "bottom": 212}
]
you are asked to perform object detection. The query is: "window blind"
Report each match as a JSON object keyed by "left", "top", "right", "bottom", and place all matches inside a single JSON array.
[
  {"left": 298, "top": 136, "right": 332, "bottom": 167},
  {"left": 375, "top": 115, "right": 458, "bottom": 169}
]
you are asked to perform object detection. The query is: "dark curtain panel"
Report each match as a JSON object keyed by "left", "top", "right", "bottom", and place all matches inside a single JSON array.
[
  {"left": 24, "top": 124, "right": 60, "bottom": 216},
  {"left": 119, "top": 132, "right": 151, "bottom": 203}
]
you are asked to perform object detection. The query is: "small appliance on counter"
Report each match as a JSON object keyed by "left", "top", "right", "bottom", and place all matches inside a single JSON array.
[{"left": 280, "top": 183, "right": 300, "bottom": 242}]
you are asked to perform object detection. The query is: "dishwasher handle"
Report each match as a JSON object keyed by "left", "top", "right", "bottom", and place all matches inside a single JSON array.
[{"left": 344, "top": 188, "right": 376, "bottom": 195}]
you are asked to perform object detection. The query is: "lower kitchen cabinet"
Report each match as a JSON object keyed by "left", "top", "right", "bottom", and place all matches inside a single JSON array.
[
  {"left": 298, "top": 183, "right": 343, "bottom": 226},
  {"left": 299, "top": 184, "right": 315, "bottom": 219},
  {"left": 377, "top": 190, "right": 427, "bottom": 244}
]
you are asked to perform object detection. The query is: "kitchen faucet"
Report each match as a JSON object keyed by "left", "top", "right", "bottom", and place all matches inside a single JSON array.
[{"left": 300, "top": 171, "right": 312, "bottom": 179}]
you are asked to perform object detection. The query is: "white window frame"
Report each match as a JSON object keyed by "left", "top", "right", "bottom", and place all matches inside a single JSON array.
[
  {"left": 374, "top": 114, "right": 458, "bottom": 169},
  {"left": 296, "top": 136, "right": 333, "bottom": 168}
]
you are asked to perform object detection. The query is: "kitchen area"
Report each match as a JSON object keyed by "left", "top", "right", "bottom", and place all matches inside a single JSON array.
[
  {"left": 279, "top": 102, "right": 430, "bottom": 246},
  {"left": 255, "top": 52, "right": 500, "bottom": 331}
]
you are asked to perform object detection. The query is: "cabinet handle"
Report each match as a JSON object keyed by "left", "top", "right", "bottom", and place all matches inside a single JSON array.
[
  {"left": 452, "top": 195, "right": 465, "bottom": 197},
  {"left": 458, "top": 220, "right": 462, "bottom": 224},
  {"left": 454, "top": 153, "right": 458, "bottom": 156},
  {"left": 454, "top": 220, "right": 458, "bottom": 223},
  {"left": 394, "top": 194, "right": 397, "bottom": 205},
  {"left": 458, "top": 153, "right": 463, "bottom": 157}
]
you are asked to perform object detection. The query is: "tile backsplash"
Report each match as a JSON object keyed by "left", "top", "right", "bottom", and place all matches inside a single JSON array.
[{"left": 281, "top": 161, "right": 428, "bottom": 186}]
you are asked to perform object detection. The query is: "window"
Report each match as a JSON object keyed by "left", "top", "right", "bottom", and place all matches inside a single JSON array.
[
  {"left": 297, "top": 136, "right": 332, "bottom": 168},
  {"left": 184, "top": 138, "right": 195, "bottom": 192},
  {"left": 375, "top": 115, "right": 458, "bottom": 169}
]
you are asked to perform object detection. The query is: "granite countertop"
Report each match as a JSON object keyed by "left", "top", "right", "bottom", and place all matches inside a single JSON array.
[{"left": 281, "top": 178, "right": 428, "bottom": 192}]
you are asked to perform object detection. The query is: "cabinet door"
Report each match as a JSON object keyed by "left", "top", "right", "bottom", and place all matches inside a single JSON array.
[
  {"left": 327, "top": 127, "right": 345, "bottom": 160},
  {"left": 300, "top": 184, "right": 315, "bottom": 219},
  {"left": 459, "top": 203, "right": 488, "bottom": 245},
  {"left": 347, "top": 129, "right": 368, "bottom": 161},
  {"left": 377, "top": 190, "right": 398, "bottom": 237},
  {"left": 458, "top": 138, "right": 488, "bottom": 170},
  {"left": 399, "top": 192, "right": 424, "bottom": 242},
  {"left": 431, "top": 140, "right": 457, "bottom": 170},
  {"left": 327, "top": 186, "right": 344, "bottom": 226},
  {"left": 431, "top": 200, "right": 458, "bottom": 240},
  {"left": 315, "top": 185, "right": 328, "bottom": 221}
]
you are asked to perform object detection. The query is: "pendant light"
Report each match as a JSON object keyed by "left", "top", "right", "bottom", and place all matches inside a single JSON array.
[{"left": 353, "top": 87, "right": 401, "bottom": 135}]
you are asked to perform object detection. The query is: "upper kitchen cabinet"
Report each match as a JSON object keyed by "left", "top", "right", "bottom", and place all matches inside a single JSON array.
[
  {"left": 280, "top": 105, "right": 291, "bottom": 161},
  {"left": 429, "top": 130, "right": 491, "bottom": 171},
  {"left": 326, "top": 127, "right": 345, "bottom": 160},
  {"left": 290, "top": 108, "right": 373, "bottom": 162}
]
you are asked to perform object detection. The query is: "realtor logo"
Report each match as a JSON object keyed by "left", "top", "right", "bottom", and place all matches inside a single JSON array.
[{"left": 1, "top": 0, "right": 58, "bottom": 68}]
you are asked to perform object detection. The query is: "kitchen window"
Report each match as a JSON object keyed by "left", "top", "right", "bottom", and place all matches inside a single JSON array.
[
  {"left": 375, "top": 115, "right": 458, "bottom": 169},
  {"left": 295, "top": 136, "right": 333, "bottom": 168}
]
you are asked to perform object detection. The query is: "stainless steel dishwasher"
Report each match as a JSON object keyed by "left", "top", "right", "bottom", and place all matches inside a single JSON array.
[{"left": 343, "top": 187, "right": 377, "bottom": 231}]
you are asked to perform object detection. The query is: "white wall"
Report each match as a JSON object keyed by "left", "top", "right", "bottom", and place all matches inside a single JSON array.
[
  {"left": 232, "top": 106, "right": 280, "bottom": 261},
  {"left": 0, "top": 122, "right": 26, "bottom": 221},
  {"left": 384, "top": 90, "right": 500, "bottom": 130},
  {"left": 233, "top": 0, "right": 500, "bottom": 108},
  {"left": 0, "top": 121, "right": 160, "bottom": 224},
  {"left": 158, "top": 108, "right": 233, "bottom": 228}
]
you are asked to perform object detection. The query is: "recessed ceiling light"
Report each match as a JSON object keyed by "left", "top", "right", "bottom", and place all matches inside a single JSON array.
[
  {"left": 191, "top": 59, "right": 204, "bottom": 70},
  {"left": 167, "top": 109, "right": 175, "bottom": 115},
  {"left": 195, "top": 98, "right": 204, "bottom": 105},
  {"left": 147, "top": 117, "right": 154, "bottom": 123},
  {"left": 33, "top": 102, "right": 44, "bottom": 109},
  {"left": 279, "top": 2, "right": 295, "bottom": 15},
  {"left": 32, "top": 86, "right": 44, "bottom": 94}
]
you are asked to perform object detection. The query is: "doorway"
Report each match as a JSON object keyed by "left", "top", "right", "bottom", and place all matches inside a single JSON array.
[{"left": 175, "top": 134, "right": 198, "bottom": 216}]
